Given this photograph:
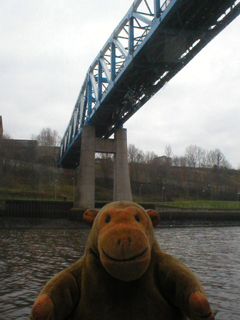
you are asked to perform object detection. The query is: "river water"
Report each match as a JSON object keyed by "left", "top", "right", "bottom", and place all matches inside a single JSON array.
[{"left": 0, "top": 223, "right": 239, "bottom": 319}]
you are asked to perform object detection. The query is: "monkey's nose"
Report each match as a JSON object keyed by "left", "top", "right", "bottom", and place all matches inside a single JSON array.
[{"left": 117, "top": 238, "right": 131, "bottom": 257}]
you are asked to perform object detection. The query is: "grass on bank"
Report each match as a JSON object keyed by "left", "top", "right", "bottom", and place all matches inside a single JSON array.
[
  {"left": 158, "top": 200, "right": 240, "bottom": 210},
  {"left": 0, "top": 187, "right": 240, "bottom": 210}
]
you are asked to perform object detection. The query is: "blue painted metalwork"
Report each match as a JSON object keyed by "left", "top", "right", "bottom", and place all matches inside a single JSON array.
[{"left": 59, "top": 0, "right": 240, "bottom": 168}]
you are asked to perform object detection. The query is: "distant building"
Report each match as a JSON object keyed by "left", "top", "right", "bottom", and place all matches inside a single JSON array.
[
  {"left": 0, "top": 116, "right": 60, "bottom": 166},
  {"left": 37, "top": 146, "right": 60, "bottom": 166},
  {"left": 153, "top": 156, "right": 172, "bottom": 166},
  {"left": 1, "top": 139, "right": 38, "bottom": 163}
]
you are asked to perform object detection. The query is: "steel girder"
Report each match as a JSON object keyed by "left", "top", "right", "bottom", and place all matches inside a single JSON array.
[{"left": 59, "top": 0, "right": 240, "bottom": 168}]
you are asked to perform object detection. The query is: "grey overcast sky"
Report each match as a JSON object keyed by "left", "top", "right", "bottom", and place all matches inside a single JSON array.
[{"left": 1, "top": 0, "right": 240, "bottom": 168}]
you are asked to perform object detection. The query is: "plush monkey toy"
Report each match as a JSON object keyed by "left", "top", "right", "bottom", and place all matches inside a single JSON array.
[{"left": 30, "top": 201, "right": 215, "bottom": 320}]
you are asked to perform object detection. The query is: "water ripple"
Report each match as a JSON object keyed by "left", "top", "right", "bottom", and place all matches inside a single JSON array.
[{"left": 0, "top": 226, "right": 239, "bottom": 319}]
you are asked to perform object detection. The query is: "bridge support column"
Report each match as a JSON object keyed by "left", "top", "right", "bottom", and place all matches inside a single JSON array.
[
  {"left": 114, "top": 128, "right": 132, "bottom": 202},
  {"left": 74, "top": 126, "right": 96, "bottom": 209},
  {"left": 73, "top": 125, "right": 132, "bottom": 210}
]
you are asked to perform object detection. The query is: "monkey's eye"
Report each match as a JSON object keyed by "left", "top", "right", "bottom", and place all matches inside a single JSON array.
[
  {"left": 135, "top": 215, "right": 140, "bottom": 222},
  {"left": 106, "top": 215, "right": 111, "bottom": 223}
]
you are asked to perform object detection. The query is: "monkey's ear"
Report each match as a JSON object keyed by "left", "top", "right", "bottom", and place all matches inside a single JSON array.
[
  {"left": 146, "top": 209, "right": 160, "bottom": 227},
  {"left": 83, "top": 209, "right": 99, "bottom": 226}
]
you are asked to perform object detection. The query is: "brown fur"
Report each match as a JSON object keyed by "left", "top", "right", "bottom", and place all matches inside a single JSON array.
[{"left": 30, "top": 201, "right": 214, "bottom": 320}]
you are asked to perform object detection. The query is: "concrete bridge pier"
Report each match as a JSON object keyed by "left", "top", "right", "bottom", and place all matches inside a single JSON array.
[
  {"left": 113, "top": 128, "right": 132, "bottom": 203},
  {"left": 73, "top": 125, "right": 132, "bottom": 210}
]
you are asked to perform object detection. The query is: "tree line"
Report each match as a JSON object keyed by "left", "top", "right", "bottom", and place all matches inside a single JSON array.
[
  {"left": 1, "top": 127, "right": 238, "bottom": 202},
  {"left": 171, "top": 145, "right": 231, "bottom": 169},
  {"left": 3, "top": 127, "right": 61, "bottom": 147},
  {"left": 128, "top": 144, "right": 231, "bottom": 169},
  {"left": 3, "top": 127, "right": 232, "bottom": 170},
  {"left": 95, "top": 143, "right": 238, "bottom": 202}
]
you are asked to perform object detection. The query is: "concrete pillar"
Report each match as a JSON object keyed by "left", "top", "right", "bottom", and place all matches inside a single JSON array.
[
  {"left": 74, "top": 126, "right": 132, "bottom": 210},
  {"left": 74, "top": 126, "right": 95, "bottom": 209},
  {"left": 114, "top": 128, "right": 132, "bottom": 202}
]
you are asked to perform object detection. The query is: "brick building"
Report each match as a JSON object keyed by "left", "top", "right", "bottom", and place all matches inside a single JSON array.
[{"left": 0, "top": 117, "right": 60, "bottom": 166}]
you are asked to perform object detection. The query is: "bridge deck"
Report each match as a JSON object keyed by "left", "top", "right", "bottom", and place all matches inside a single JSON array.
[{"left": 59, "top": 0, "right": 240, "bottom": 168}]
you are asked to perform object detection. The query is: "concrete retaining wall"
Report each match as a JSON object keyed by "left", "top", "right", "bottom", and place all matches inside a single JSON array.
[
  {"left": 3, "top": 201, "right": 240, "bottom": 226},
  {"left": 159, "top": 210, "right": 240, "bottom": 221},
  {"left": 5, "top": 200, "right": 73, "bottom": 219}
]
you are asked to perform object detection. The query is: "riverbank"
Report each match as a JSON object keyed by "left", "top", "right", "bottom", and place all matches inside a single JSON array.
[
  {"left": 1, "top": 216, "right": 240, "bottom": 229},
  {"left": 1, "top": 199, "right": 240, "bottom": 228},
  {"left": 0, "top": 217, "right": 88, "bottom": 229}
]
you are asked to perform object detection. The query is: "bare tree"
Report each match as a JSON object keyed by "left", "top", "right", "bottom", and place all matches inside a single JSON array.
[
  {"left": 185, "top": 145, "right": 207, "bottom": 168},
  {"left": 207, "top": 149, "right": 231, "bottom": 169},
  {"left": 95, "top": 153, "right": 113, "bottom": 187},
  {"left": 179, "top": 156, "right": 187, "bottom": 167},
  {"left": 201, "top": 149, "right": 207, "bottom": 167},
  {"left": 172, "top": 156, "right": 180, "bottom": 166},
  {"left": 144, "top": 151, "right": 158, "bottom": 164},
  {"left": 127, "top": 144, "right": 139, "bottom": 163},
  {"left": 195, "top": 146, "right": 205, "bottom": 168},
  {"left": 127, "top": 144, "right": 145, "bottom": 182},
  {"left": 33, "top": 128, "right": 61, "bottom": 147},
  {"left": 185, "top": 145, "right": 198, "bottom": 167},
  {"left": 215, "top": 149, "right": 226, "bottom": 168},
  {"left": 165, "top": 145, "right": 172, "bottom": 158}
]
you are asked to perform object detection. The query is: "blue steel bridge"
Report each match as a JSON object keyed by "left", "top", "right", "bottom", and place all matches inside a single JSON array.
[{"left": 58, "top": 0, "right": 240, "bottom": 168}]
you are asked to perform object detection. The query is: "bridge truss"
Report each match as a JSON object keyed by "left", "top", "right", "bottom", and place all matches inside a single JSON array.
[{"left": 59, "top": 0, "right": 240, "bottom": 168}]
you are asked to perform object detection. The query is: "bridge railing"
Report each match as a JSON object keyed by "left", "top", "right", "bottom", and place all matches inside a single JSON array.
[{"left": 59, "top": 0, "right": 174, "bottom": 163}]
